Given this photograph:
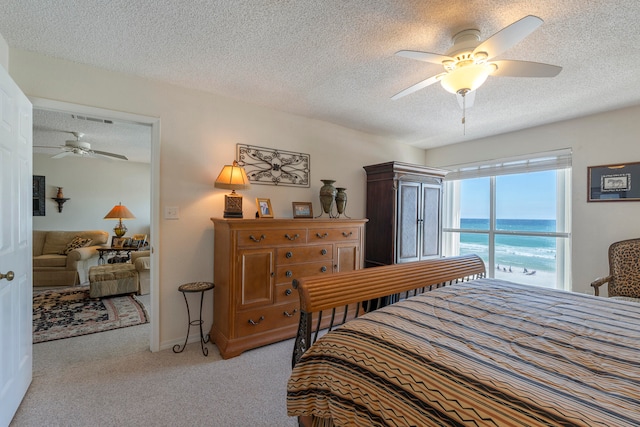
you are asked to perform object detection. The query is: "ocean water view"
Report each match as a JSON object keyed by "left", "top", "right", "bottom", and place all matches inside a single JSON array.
[{"left": 455, "top": 218, "right": 560, "bottom": 287}]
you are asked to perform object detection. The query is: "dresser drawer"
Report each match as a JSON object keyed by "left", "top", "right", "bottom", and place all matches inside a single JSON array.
[
  {"left": 235, "top": 303, "right": 299, "bottom": 338},
  {"left": 237, "top": 229, "right": 307, "bottom": 247},
  {"left": 275, "top": 282, "right": 298, "bottom": 304},
  {"left": 275, "top": 261, "right": 333, "bottom": 285},
  {"left": 309, "top": 226, "right": 360, "bottom": 242},
  {"left": 276, "top": 244, "right": 332, "bottom": 265}
]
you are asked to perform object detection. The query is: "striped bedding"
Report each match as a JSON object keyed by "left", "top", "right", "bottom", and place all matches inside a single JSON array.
[{"left": 287, "top": 278, "right": 640, "bottom": 426}]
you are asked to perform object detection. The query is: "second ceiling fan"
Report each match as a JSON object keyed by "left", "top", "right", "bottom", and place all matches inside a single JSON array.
[
  {"left": 392, "top": 15, "right": 562, "bottom": 110},
  {"left": 35, "top": 131, "right": 128, "bottom": 161}
]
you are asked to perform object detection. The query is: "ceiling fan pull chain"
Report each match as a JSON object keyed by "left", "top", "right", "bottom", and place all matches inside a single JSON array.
[{"left": 460, "top": 90, "right": 467, "bottom": 135}]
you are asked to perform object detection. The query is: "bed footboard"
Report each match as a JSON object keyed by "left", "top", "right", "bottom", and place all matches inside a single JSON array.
[{"left": 291, "top": 254, "right": 486, "bottom": 367}]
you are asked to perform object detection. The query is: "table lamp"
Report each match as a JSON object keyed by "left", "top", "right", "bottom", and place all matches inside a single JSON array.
[
  {"left": 104, "top": 202, "right": 136, "bottom": 237},
  {"left": 214, "top": 160, "right": 250, "bottom": 218}
]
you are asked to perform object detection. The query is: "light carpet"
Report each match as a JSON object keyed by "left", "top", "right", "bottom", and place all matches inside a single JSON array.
[
  {"left": 13, "top": 324, "right": 298, "bottom": 426},
  {"left": 33, "top": 285, "right": 148, "bottom": 343}
]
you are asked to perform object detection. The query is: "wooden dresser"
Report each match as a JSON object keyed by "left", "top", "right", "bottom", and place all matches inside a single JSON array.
[{"left": 210, "top": 218, "right": 367, "bottom": 359}]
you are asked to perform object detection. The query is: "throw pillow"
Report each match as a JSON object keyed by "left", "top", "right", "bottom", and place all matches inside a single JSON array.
[{"left": 59, "top": 236, "right": 93, "bottom": 255}]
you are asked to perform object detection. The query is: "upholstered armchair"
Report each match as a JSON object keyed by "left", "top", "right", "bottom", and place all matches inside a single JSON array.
[
  {"left": 591, "top": 238, "right": 640, "bottom": 302},
  {"left": 131, "top": 250, "right": 150, "bottom": 295}
]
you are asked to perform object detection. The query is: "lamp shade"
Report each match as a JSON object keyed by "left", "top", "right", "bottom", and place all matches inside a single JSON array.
[
  {"left": 104, "top": 203, "right": 136, "bottom": 220},
  {"left": 440, "top": 63, "right": 494, "bottom": 94},
  {"left": 214, "top": 161, "right": 250, "bottom": 190}
]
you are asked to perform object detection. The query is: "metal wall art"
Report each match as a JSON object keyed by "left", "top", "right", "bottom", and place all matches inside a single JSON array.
[{"left": 237, "top": 144, "right": 310, "bottom": 187}]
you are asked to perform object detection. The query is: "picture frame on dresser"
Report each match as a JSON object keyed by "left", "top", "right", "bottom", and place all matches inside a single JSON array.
[
  {"left": 292, "top": 202, "right": 313, "bottom": 218},
  {"left": 256, "top": 198, "right": 274, "bottom": 218}
]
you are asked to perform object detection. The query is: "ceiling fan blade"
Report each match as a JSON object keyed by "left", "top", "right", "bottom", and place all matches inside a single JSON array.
[
  {"left": 51, "top": 151, "right": 72, "bottom": 159},
  {"left": 457, "top": 90, "right": 476, "bottom": 109},
  {"left": 92, "top": 150, "right": 129, "bottom": 161},
  {"left": 491, "top": 60, "right": 562, "bottom": 77},
  {"left": 391, "top": 73, "right": 445, "bottom": 100},
  {"left": 395, "top": 50, "right": 453, "bottom": 65},
  {"left": 473, "top": 15, "right": 543, "bottom": 60}
]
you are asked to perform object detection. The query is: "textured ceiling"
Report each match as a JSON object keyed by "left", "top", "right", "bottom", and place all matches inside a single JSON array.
[{"left": 3, "top": 0, "right": 640, "bottom": 153}]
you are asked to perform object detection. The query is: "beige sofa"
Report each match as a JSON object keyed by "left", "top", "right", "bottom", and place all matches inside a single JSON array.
[{"left": 33, "top": 230, "right": 109, "bottom": 287}]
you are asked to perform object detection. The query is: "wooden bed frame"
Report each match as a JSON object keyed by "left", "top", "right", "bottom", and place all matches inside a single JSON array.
[{"left": 291, "top": 254, "right": 486, "bottom": 367}]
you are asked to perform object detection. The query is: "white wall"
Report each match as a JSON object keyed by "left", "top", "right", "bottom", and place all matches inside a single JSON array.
[
  {"left": 425, "top": 106, "right": 640, "bottom": 296},
  {"left": 33, "top": 153, "right": 151, "bottom": 238},
  {"left": 0, "top": 32, "right": 8, "bottom": 70},
  {"left": 9, "top": 49, "right": 425, "bottom": 350}
]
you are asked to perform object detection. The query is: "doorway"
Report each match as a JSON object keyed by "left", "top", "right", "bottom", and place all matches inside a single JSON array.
[{"left": 30, "top": 97, "right": 160, "bottom": 351}]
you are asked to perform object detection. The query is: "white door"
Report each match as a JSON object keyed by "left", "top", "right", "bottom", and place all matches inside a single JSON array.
[{"left": 0, "top": 63, "right": 33, "bottom": 426}]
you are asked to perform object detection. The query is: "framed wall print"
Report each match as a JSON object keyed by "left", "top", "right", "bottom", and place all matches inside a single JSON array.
[
  {"left": 33, "top": 175, "right": 45, "bottom": 216},
  {"left": 588, "top": 161, "right": 640, "bottom": 202},
  {"left": 256, "top": 198, "right": 274, "bottom": 218},
  {"left": 292, "top": 202, "right": 313, "bottom": 218}
]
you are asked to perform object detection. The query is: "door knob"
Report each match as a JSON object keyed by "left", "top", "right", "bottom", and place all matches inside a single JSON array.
[{"left": 0, "top": 271, "right": 14, "bottom": 281}]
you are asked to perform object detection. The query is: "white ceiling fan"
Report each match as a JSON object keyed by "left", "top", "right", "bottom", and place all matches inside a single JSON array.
[
  {"left": 392, "top": 15, "right": 562, "bottom": 112},
  {"left": 35, "top": 131, "right": 128, "bottom": 161}
]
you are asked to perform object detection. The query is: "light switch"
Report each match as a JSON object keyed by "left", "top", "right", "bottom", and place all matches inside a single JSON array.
[{"left": 165, "top": 206, "right": 179, "bottom": 220}]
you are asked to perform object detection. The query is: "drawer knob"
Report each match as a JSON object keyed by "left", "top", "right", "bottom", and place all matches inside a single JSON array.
[
  {"left": 248, "top": 316, "right": 265, "bottom": 326},
  {"left": 285, "top": 233, "right": 299, "bottom": 241},
  {"left": 249, "top": 234, "right": 266, "bottom": 243},
  {"left": 320, "top": 249, "right": 327, "bottom": 255},
  {"left": 283, "top": 309, "right": 298, "bottom": 317},
  {"left": 286, "top": 251, "right": 293, "bottom": 259},
  {"left": 320, "top": 266, "right": 327, "bottom": 273},
  {"left": 285, "top": 288, "right": 292, "bottom": 296},
  {"left": 316, "top": 232, "right": 328, "bottom": 239},
  {"left": 285, "top": 270, "right": 292, "bottom": 278},
  {"left": 342, "top": 231, "right": 353, "bottom": 237}
]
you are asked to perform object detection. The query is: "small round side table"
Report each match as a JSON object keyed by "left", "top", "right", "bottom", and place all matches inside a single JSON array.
[{"left": 173, "top": 281, "right": 215, "bottom": 356}]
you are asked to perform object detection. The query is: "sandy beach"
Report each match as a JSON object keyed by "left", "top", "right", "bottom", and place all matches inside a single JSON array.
[{"left": 493, "top": 267, "right": 557, "bottom": 289}]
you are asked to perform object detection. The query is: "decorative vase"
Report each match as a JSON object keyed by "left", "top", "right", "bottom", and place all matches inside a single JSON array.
[
  {"left": 56, "top": 187, "right": 64, "bottom": 198},
  {"left": 335, "top": 187, "right": 347, "bottom": 216},
  {"left": 319, "top": 179, "right": 337, "bottom": 215}
]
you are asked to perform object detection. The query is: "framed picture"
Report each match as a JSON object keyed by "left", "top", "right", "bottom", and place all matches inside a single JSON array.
[
  {"left": 256, "top": 198, "right": 274, "bottom": 218},
  {"left": 111, "top": 237, "right": 126, "bottom": 248},
  {"left": 588, "top": 162, "right": 640, "bottom": 202},
  {"left": 33, "top": 175, "right": 45, "bottom": 216},
  {"left": 130, "top": 234, "right": 147, "bottom": 248},
  {"left": 292, "top": 202, "right": 313, "bottom": 218}
]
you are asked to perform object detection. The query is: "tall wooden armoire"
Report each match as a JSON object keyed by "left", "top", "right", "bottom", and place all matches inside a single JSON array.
[{"left": 363, "top": 161, "right": 447, "bottom": 267}]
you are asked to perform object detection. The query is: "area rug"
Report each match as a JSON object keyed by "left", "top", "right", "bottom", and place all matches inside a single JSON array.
[{"left": 33, "top": 285, "right": 148, "bottom": 344}]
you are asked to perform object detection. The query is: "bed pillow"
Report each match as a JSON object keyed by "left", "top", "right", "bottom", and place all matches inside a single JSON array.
[{"left": 59, "top": 236, "right": 93, "bottom": 255}]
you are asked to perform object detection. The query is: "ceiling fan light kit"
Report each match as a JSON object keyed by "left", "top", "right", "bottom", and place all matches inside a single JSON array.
[
  {"left": 439, "top": 63, "right": 495, "bottom": 94},
  {"left": 392, "top": 15, "right": 562, "bottom": 124}
]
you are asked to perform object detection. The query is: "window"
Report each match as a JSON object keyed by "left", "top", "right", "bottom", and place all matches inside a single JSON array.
[{"left": 442, "top": 151, "right": 572, "bottom": 290}]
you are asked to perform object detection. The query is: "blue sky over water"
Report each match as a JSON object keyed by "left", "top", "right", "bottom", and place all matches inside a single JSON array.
[{"left": 461, "top": 171, "right": 556, "bottom": 220}]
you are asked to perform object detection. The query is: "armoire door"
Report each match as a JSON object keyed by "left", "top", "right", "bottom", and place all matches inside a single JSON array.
[
  {"left": 397, "top": 181, "right": 421, "bottom": 263},
  {"left": 420, "top": 183, "right": 442, "bottom": 259}
]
